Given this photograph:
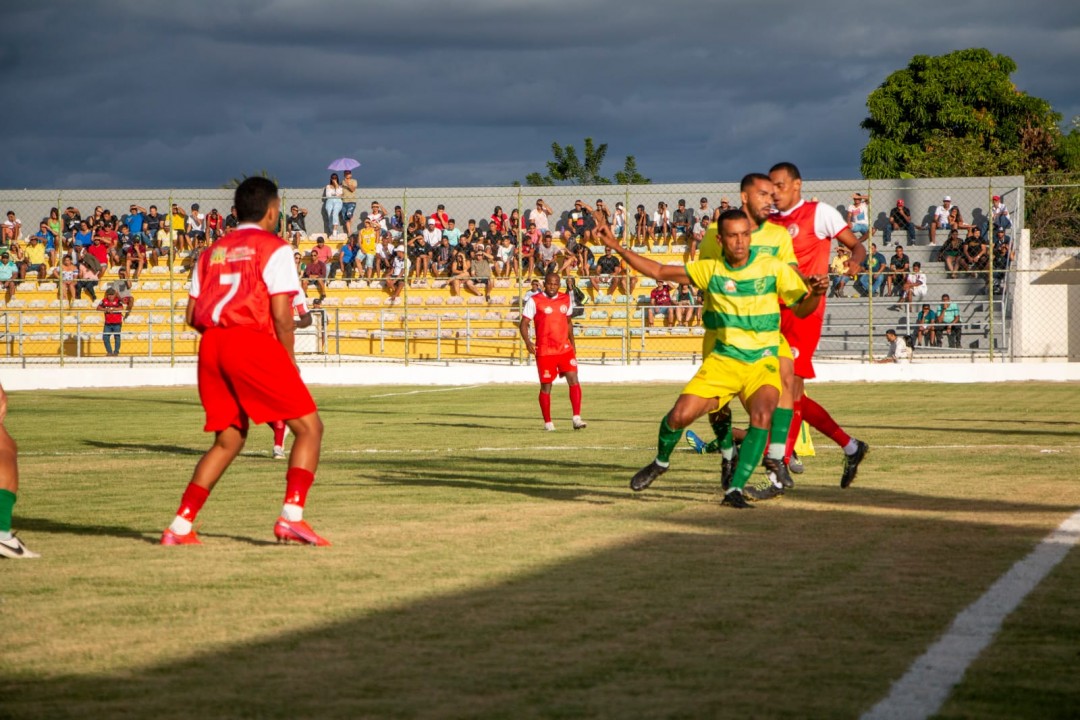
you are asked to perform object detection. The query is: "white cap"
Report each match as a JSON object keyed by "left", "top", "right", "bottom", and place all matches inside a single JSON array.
[
  {"left": 395, "top": 245, "right": 405, "bottom": 252},
  {"left": 943, "top": 196, "right": 952, "bottom": 202}
]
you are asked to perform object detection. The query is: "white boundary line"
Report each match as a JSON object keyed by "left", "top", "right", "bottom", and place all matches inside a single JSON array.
[
  {"left": 367, "top": 385, "right": 482, "bottom": 398},
  {"left": 862, "top": 508, "right": 1080, "bottom": 720}
]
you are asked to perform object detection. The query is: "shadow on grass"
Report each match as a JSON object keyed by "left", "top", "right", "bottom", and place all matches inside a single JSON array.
[
  {"left": 81, "top": 440, "right": 204, "bottom": 456},
  {"left": 17, "top": 515, "right": 280, "bottom": 547},
  {"left": 4, "top": 503, "right": 1076, "bottom": 720}
]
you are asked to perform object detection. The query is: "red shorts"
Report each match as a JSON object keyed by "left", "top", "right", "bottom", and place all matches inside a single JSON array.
[
  {"left": 780, "top": 306, "right": 823, "bottom": 380},
  {"left": 536, "top": 350, "right": 578, "bottom": 383},
  {"left": 197, "top": 327, "right": 317, "bottom": 432}
]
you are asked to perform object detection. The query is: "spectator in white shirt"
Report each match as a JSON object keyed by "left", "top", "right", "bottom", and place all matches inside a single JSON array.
[
  {"left": 901, "top": 261, "right": 928, "bottom": 305},
  {"left": 928, "top": 196, "right": 953, "bottom": 246},
  {"left": 877, "top": 329, "right": 912, "bottom": 363}
]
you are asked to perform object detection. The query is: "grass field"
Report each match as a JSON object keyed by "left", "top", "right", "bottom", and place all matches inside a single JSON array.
[{"left": 2, "top": 381, "right": 1079, "bottom": 719}]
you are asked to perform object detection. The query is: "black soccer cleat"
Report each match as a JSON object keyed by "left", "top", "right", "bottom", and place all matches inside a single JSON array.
[
  {"left": 630, "top": 461, "right": 668, "bottom": 492},
  {"left": 763, "top": 456, "right": 794, "bottom": 490},
  {"left": 840, "top": 440, "right": 870, "bottom": 488},
  {"left": 721, "top": 489, "right": 753, "bottom": 509},
  {"left": 743, "top": 480, "right": 784, "bottom": 502}
]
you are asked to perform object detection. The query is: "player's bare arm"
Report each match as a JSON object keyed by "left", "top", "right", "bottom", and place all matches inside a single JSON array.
[
  {"left": 518, "top": 316, "right": 536, "bottom": 355},
  {"left": 590, "top": 206, "right": 690, "bottom": 285},
  {"left": 272, "top": 293, "right": 297, "bottom": 363}
]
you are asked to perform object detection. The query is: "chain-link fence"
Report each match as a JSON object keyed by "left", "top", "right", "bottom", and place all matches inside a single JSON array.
[{"left": 1, "top": 176, "right": 1076, "bottom": 365}]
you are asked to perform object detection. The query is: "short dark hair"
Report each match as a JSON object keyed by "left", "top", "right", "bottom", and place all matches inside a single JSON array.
[
  {"left": 740, "top": 172, "right": 771, "bottom": 192},
  {"left": 717, "top": 208, "right": 747, "bottom": 231},
  {"left": 769, "top": 161, "right": 801, "bottom": 180},
  {"left": 234, "top": 176, "right": 278, "bottom": 223}
]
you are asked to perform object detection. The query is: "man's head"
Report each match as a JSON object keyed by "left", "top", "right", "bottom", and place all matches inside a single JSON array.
[
  {"left": 117, "top": 268, "right": 127, "bottom": 278},
  {"left": 106, "top": 288, "right": 118, "bottom": 298},
  {"left": 896, "top": 199, "right": 905, "bottom": 207},
  {"left": 942, "top": 196, "right": 952, "bottom": 206},
  {"left": 768, "top": 162, "right": 802, "bottom": 212},
  {"left": 234, "top": 176, "right": 280, "bottom": 228},
  {"left": 885, "top": 329, "right": 897, "bottom": 340},
  {"left": 870, "top": 243, "right": 877, "bottom": 253},
  {"left": 942, "top": 293, "right": 951, "bottom": 302},
  {"left": 913, "top": 262, "right": 921, "bottom": 271},
  {"left": 316, "top": 237, "right": 325, "bottom": 246},
  {"left": 894, "top": 245, "right": 904, "bottom": 254},
  {"left": 677, "top": 199, "right": 686, "bottom": 208},
  {"left": 28, "top": 235, "right": 37, "bottom": 243},
  {"left": 530, "top": 279, "right": 540, "bottom": 289},
  {"left": 739, "top": 172, "right": 774, "bottom": 225},
  {"left": 993, "top": 195, "right": 1001, "bottom": 203},
  {"left": 719, "top": 197, "right": 730, "bottom": 210},
  {"left": 543, "top": 272, "right": 560, "bottom": 296},
  {"left": 0, "top": 253, "right": 8, "bottom": 263},
  {"left": 426, "top": 218, "right": 435, "bottom": 227},
  {"left": 343, "top": 169, "right": 352, "bottom": 179},
  {"left": 699, "top": 197, "right": 708, "bottom": 207},
  {"left": 717, "top": 209, "right": 753, "bottom": 266}
]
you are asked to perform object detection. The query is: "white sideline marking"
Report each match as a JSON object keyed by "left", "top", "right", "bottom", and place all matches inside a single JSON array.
[
  {"left": 862, "top": 508, "right": 1080, "bottom": 720},
  {"left": 367, "top": 385, "right": 482, "bottom": 398}
]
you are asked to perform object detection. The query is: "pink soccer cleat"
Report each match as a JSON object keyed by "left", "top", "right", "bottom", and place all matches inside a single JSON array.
[
  {"left": 160, "top": 528, "right": 202, "bottom": 546},
  {"left": 273, "top": 517, "right": 331, "bottom": 547}
]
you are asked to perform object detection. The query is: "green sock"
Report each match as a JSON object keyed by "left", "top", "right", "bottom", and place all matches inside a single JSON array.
[
  {"left": 767, "top": 407, "right": 793, "bottom": 460},
  {"left": 656, "top": 416, "right": 683, "bottom": 465},
  {"left": 0, "top": 489, "right": 15, "bottom": 535},
  {"left": 729, "top": 426, "right": 768, "bottom": 490}
]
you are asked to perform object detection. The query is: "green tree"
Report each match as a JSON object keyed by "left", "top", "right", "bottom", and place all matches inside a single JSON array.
[
  {"left": 523, "top": 138, "right": 650, "bottom": 186},
  {"left": 222, "top": 169, "right": 278, "bottom": 190},
  {"left": 860, "top": 49, "right": 1063, "bottom": 178}
]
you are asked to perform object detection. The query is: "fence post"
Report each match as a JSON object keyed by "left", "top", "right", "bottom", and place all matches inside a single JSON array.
[
  {"left": 402, "top": 187, "right": 409, "bottom": 366},
  {"left": 986, "top": 178, "right": 995, "bottom": 361},
  {"left": 168, "top": 192, "right": 175, "bottom": 366}
]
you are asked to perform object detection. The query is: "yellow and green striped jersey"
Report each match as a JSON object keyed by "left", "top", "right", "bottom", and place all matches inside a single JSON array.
[
  {"left": 684, "top": 254, "right": 808, "bottom": 363},
  {"left": 699, "top": 220, "right": 797, "bottom": 266}
]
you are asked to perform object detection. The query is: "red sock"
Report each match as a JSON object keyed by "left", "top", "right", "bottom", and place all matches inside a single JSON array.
[
  {"left": 569, "top": 384, "right": 582, "bottom": 415},
  {"left": 284, "top": 467, "right": 315, "bottom": 507},
  {"left": 271, "top": 420, "right": 286, "bottom": 447},
  {"left": 176, "top": 483, "right": 209, "bottom": 522},
  {"left": 802, "top": 395, "right": 851, "bottom": 448},
  {"left": 538, "top": 391, "right": 552, "bottom": 423},
  {"left": 784, "top": 399, "right": 803, "bottom": 462}
]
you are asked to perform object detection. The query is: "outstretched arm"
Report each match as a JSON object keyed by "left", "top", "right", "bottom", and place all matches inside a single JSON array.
[{"left": 588, "top": 205, "right": 690, "bottom": 285}]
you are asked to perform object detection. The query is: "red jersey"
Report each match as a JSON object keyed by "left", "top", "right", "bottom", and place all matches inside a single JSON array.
[
  {"left": 189, "top": 225, "right": 301, "bottom": 336},
  {"left": 523, "top": 291, "right": 574, "bottom": 357},
  {"left": 769, "top": 200, "right": 849, "bottom": 277},
  {"left": 100, "top": 295, "right": 124, "bottom": 324}
]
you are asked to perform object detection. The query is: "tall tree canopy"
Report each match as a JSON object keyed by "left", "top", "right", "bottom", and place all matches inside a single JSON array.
[
  {"left": 860, "top": 49, "right": 1065, "bottom": 178},
  {"left": 523, "top": 138, "right": 650, "bottom": 186}
]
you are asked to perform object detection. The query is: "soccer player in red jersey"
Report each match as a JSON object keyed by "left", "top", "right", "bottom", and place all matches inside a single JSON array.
[
  {"left": 768, "top": 162, "right": 870, "bottom": 488},
  {"left": 518, "top": 272, "right": 586, "bottom": 432},
  {"left": 161, "top": 177, "right": 329, "bottom": 546}
]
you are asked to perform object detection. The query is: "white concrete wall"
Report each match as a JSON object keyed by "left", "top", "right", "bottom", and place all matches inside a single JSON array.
[{"left": 1012, "top": 235, "right": 1077, "bottom": 360}]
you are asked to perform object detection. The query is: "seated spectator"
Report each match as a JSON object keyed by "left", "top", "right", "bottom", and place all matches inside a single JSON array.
[
  {"left": 959, "top": 229, "right": 988, "bottom": 274},
  {"left": 876, "top": 329, "right": 912, "bottom": 363},
  {"left": 901, "top": 261, "right": 928, "bottom": 306},
  {"left": 647, "top": 280, "right": 674, "bottom": 327},
  {"left": 447, "top": 249, "right": 471, "bottom": 296},
  {"left": 108, "top": 268, "right": 135, "bottom": 313},
  {"left": 154, "top": 221, "right": 172, "bottom": 263},
  {"left": 847, "top": 193, "right": 870, "bottom": 241},
  {"left": 534, "top": 233, "right": 563, "bottom": 276},
  {"left": 937, "top": 294, "right": 962, "bottom": 348},
  {"left": 76, "top": 258, "right": 100, "bottom": 301},
  {"left": 940, "top": 229, "right": 963, "bottom": 278},
  {"left": 672, "top": 282, "right": 696, "bottom": 326},
  {"left": 62, "top": 206, "right": 82, "bottom": 240},
  {"left": 489, "top": 206, "right": 508, "bottom": 234},
  {"left": 1, "top": 211, "right": 21, "bottom": 245},
  {"left": 375, "top": 237, "right": 394, "bottom": 277},
  {"left": 123, "top": 235, "right": 147, "bottom": 281},
  {"left": 301, "top": 253, "right": 328, "bottom": 306},
  {"left": 331, "top": 235, "right": 360, "bottom": 279},
  {"left": 0, "top": 251, "right": 17, "bottom": 303},
  {"left": 829, "top": 246, "right": 851, "bottom": 298},
  {"left": 886, "top": 245, "right": 910, "bottom": 297},
  {"left": 388, "top": 205, "right": 405, "bottom": 241},
  {"left": 431, "top": 236, "right": 453, "bottom": 277},
  {"left": 612, "top": 202, "right": 626, "bottom": 240},
  {"left": 527, "top": 199, "right": 553, "bottom": 234},
  {"left": 86, "top": 235, "right": 110, "bottom": 273},
  {"left": 21, "top": 234, "right": 48, "bottom": 280},
  {"left": 386, "top": 246, "right": 407, "bottom": 302},
  {"left": 947, "top": 205, "right": 973, "bottom": 235},
  {"left": 914, "top": 303, "right": 937, "bottom": 347},
  {"left": 653, "top": 201, "right": 672, "bottom": 251},
  {"left": 469, "top": 244, "right": 494, "bottom": 302},
  {"left": 58, "top": 256, "right": 77, "bottom": 308},
  {"left": 285, "top": 206, "right": 308, "bottom": 247},
  {"left": 672, "top": 199, "right": 693, "bottom": 240},
  {"left": 186, "top": 203, "right": 207, "bottom": 249},
  {"left": 883, "top": 199, "right": 918, "bottom": 246},
  {"left": 523, "top": 278, "right": 542, "bottom": 302},
  {"left": 519, "top": 223, "right": 538, "bottom": 277},
  {"left": 429, "top": 204, "right": 450, "bottom": 231},
  {"left": 566, "top": 200, "right": 590, "bottom": 244},
  {"left": 565, "top": 276, "right": 586, "bottom": 318},
  {"left": 224, "top": 205, "right": 239, "bottom": 233},
  {"left": 591, "top": 246, "right": 636, "bottom": 299},
  {"left": 169, "top": 204, "right": 188, "bottom": 252},
  {"left": 113, "top": 225, "right": 134, "bottom": 268},
  {"left": 356, "top": 217, "right": 380, "bottom": 278},
  {"left": 495, "top": 236, "right": 516, "bottom": 278},
  {"left": 855, "top": 243, "right": 887, "bottom": 297},
  {"left": 688, "top": 214, "right": 709, "bottom": 261},
  {"left": 422, "top": 216, "right": 443, "bottom": 258},
  {"left": 34, "top": 221, "right": 59, "bottom": 267},
  {"left": 928, "top": 195, "right": 954, "bottom": 245},
  {"left": 633, "top": 204, "right": 652, "bottom": 248},
  {"left": 991, "top": 195, "right": 1011, "bottom": 232},
  {"left": 442, "top": 218, "right": 462, "bottom": 248},
  {"left": 74, "top": 220, "right": 94, "bottom": 258},
  {"left": 122, "top": 205, "right": 147, "bottom": 245},
  {"left": 407, "top": 232, "right": 430, "bottom": 281}
]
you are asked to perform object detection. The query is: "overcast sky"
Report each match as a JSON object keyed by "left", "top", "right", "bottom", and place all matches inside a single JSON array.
[{"left": 2, "top": 0, "right": 1077, "bottom": 190}]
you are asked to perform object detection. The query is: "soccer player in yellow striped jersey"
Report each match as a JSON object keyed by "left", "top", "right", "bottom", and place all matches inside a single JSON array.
[
  {"left": 693, "top": 174, "right": 802, "bottom": 493},
  {"left": 590, "top": 206, "right": 829, "bottom": 507}
]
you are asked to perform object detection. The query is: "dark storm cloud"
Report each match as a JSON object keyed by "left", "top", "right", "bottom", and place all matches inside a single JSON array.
[{"left": 2, "top": 0, "right": 1077, "bottom": 189}]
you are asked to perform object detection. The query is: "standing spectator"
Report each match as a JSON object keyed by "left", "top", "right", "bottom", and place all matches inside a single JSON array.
[
  {"left": 0, "top": 252, "right": 17, "bottom": 303},
  {"left": 518, "top": 272, "right": 587, "bottom": 432},
  {"left": 928, "top": 196, "right": 953, "bottom": 245},
  {"left": 58, "top": 256, "right": 77, "bottom": 307},
  {"left": 161, "top": 176, "right": 327, "bottom": 547},
  {"left": 847, "top": 193, "right": 870, "bottom": 242},
  {"left": 1, "top": 211, "right": 21, "bottom": 245},
  {"left": 901, "top": 262, "right": 928, "bottom": 306},
  {"left": 528, "top": 199, "right": 553, "bottom": 234},
  {"left": 322, "top": 173, "right": 343, "bottom": 236},
  {"left": 98, "top": 287, "right": 126, "bottom": 356},
  {"left": 647, "top": 280, "right": 674, "bottom": 327},
  {"left": 991, "top": 194, "right": 1011, "bottom": 232},
  {"left": 205, "top": 208, "right": 224, "bottom": 241},
  {"left": 992, "top": 241, "right": 1012, "bottom": 294},
  {"left": 883, "top": 199, "right": 918, "bottom": 246},
  {"left": 875, "top": 329, "right": 912, "bottom": 363},
  {"left": 340, "top": 169, "right": 358, "bottom": 236},
  {"left": 937, "top": 293, "right": 962, "bottom": 348},
  {"left": 829, "top": 246, "right": 851, "bottom": 298},
  {"left": 285, "top": 205, "right": 308, "bottom": 247},
  {"left": 652, "top": 201, "right": 672, "bottom": 250},
  {"left": 885, "top": 245, "right": 910, "bottom": 297},
  {"left": 76, "top": 258, "right": 99, "bottom": 301},
  {"left": 855, "top": 243, "right": 888, "bottom": 297},
  {"left": 108, "top": 266, "right": 135, "bottom": 314},
  {"left": 914, "top": 303, "right": 938, "bottom": 347}
]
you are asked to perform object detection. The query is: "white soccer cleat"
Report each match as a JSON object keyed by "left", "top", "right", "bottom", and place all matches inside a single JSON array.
[
  {"left": 572, "top": 416, "right": 587, "bottom": 430},
  {"left": 544, "top": 422, "right": 556, "bottom": 432},
  {"left": 0, "top": 534, "right": 40, "bottom": 559},
  {"left": 272, "top": 446, "right": 286, "bottom": 460}
]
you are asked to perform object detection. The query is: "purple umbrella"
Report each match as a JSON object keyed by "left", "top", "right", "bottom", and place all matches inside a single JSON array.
[{"left": 328, "top": 158, "right": 361, "bottom": 172}]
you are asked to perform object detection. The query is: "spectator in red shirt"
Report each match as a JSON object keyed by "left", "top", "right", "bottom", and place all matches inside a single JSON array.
[
  {"left": 86, "top": 235, "right": 109, "bottom": 271},
  {"left": 647, "top": 281, "right": 674, "bottom": 327},
  {"left": 489, "top": 206, "right": 508, "bottom": 233},
  {"left": 205, "top": 208, "right": 224, "bottom": 241},
  {"left": 429, "top": 204, "right": 449, "bottom": 230},
  {"left": 98, "top": 287, "right": 126, "bottom": 356}
]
